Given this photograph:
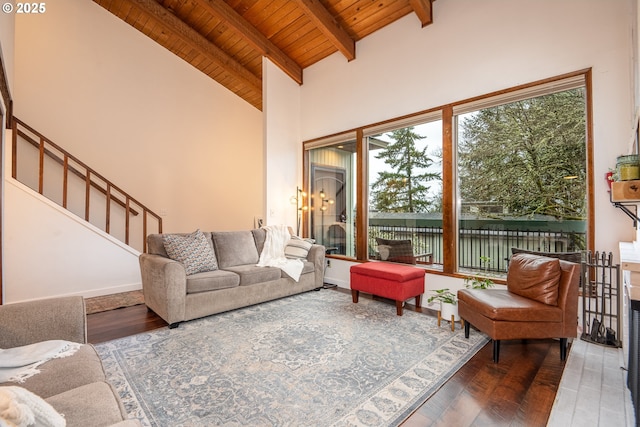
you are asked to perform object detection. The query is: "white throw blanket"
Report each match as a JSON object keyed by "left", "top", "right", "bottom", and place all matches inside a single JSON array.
[
  {"left": 257, "top": 225, "right": 304, "bottom": 282},
  {"left": 0, "top": 340, "right": 82, "bottom": 383},
  {"left": 0, "top": 386, "right": 66, "bottom": 427}
]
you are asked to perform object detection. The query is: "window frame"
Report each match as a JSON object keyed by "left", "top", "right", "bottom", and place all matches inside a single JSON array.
[{"left": 303, "top": 69, "right": 594, "bottom": 276}]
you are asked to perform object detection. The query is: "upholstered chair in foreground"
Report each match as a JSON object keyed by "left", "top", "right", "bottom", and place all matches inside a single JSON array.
[
  {"left": 458, "top": 253, "right": 580, "bottom": 363},
  {"left": 0, "top": 297, "right": 141, "bottom": 426}
]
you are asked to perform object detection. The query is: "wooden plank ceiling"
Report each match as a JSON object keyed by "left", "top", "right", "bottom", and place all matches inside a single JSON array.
[{"left": 94, "top": 0, "right": 434, "bottom": 110}]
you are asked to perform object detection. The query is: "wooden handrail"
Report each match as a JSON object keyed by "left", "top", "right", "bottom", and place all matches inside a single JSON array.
[
  {"left": 11, "top": 117, "right": 162, "bottom": 251},
  {"left": 16, "top": 128, "right": 140, "bottom": 216}
]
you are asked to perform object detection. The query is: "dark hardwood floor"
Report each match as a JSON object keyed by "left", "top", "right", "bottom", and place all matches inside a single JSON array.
[
  {"left": 87, "top": 302, "right": 167, "bottom": 344},
  {"left": 86, "top": 288, "right": 567, "bottom": 426}
]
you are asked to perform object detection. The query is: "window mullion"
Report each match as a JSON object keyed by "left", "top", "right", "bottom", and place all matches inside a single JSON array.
[
  {"left": 356, "top": 128, "right": 368, "bottom": 261},
  {"left": 442, "top": 105, "right": 456, "bottom": 274}
]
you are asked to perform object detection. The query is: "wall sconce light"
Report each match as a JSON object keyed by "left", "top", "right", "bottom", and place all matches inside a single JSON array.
[
  {"left": 318, "top": 189, "right": 335, "bottom": 243},
  {"left": 319, "top": 189, "right": 334, "bottom": 211},
  {"left": 291, "top": 186, "right": 308, "bottom": 236}
]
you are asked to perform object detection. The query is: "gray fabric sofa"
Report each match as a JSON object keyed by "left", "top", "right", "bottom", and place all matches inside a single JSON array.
[
  {"left": 0, "top": 296, "right": 140, "bottom": 427},
  {"left": 140, "top": 229, "right": 326, "bottom": 327}
]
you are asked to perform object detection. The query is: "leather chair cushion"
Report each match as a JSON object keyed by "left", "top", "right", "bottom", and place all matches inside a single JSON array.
[
  {"left": 507, "top": 253, "right": 561, "bottom": 306},
  {"left": 458, "top": 289, "right": 563, "bottom": 322}
]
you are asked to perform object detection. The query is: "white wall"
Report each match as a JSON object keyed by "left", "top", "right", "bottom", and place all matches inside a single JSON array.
[
  {"left": 4, "top": 179, "right": 141, "bottom": 302},
  {"left": 0, "top": 9, "right": 14, "bottom": 302},
  {"left": 301, "top": 0, "right": 636, "bottom": 292},
  {"left": 13, "top": 0, "right": 263, "bottom": 233},
  {"left": 5, "top": 0, "right": 264, "bottom": 300},
  {"left": 263, "top": 59, "right": 301, "bottom": 230}
]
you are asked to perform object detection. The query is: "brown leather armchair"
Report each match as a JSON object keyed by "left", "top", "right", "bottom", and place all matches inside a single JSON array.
[{"left": 458, "top": 253, "right": 580, "bottom": 363}]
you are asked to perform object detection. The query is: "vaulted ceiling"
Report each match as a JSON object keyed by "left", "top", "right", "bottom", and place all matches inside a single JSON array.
[{"left": 93, "top": 0, "right": 435, "bottom": 110}]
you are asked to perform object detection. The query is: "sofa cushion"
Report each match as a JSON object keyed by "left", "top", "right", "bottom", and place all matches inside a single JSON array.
[
  {"left": 224, "top": 265, "right": 282, "bottom": 286},
  {"left": 507, "top": 253, "right": 561, "bottom": 306},
  {"left": 163, "top": 230, "right": 218, "bottom": 275},
  {"left": 282, "top": 260, "right": 315, "bottom": 278},
  {"left": 186, "top": 270, "right": 240, "bottom": 294},
  {"left": 212, "top": 231, "right": 260, "bottom": 268},
  {"left": 46, "top": 381, "right": 127, "bottom": 427},
  {"left": 0, "top": 344, "right": 106, "bottom": 399},
  {"left": 285, "top": 236, "right": 314, "bottom": 260},
  {"left": 147, "top": 233, "right": 168, "bottom": 256},
  {"left": 251, "top": 228, "right": 267, "bottom": 255},
  {"left": 147, "top": 231, "right": 212, "bottom": 258},
  {"left": 457, "top": 289, "right": 563, "bottom": 322}
]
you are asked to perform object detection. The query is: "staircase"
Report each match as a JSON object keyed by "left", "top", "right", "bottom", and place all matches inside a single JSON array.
[{"left": 11, "top": 117, "right": 162, "bottom": 252}]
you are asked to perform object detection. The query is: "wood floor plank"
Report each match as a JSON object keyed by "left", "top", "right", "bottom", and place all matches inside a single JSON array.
[
  {"left": 513, "top": 342, "right": 567, "bottom": 426},
  {"left": 87, "top": 304, "right": 167, "bottom": 343}
]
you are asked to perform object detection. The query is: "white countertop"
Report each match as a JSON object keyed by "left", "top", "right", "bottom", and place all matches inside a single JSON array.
[
  {"left": 620, "top": 241, "right": 640, "bottom": 263},
  {"left": 620, "top": 242, "right": 640, "bottom": 301}
]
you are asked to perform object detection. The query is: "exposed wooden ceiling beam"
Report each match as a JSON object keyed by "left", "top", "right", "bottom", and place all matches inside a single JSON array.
[
  {"left": 122, "top": 0, "right": 262, "bottom": 93},
  {"left": 295, "top": 0, "right": 355, "bottom": 61},
  {"left": 410, "top": 0, "right": 434, "bottom": 28},
  {"left": 192, "top": 0, "right": 303, "bottom": 85}
]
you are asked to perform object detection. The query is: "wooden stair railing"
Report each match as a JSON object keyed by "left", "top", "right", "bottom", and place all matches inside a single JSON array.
[
  {"left": 16, "top": 128, "right": 141, "bottom": 216},
  {"left": 11, "top": 117, "right": 162, "bottom": 252}
]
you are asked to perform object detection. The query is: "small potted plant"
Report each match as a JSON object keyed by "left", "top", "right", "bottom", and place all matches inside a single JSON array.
[
  {"left": 464, "top": 276, "right": 495, "bottom": 289},
  {"left": 464, "top": 256, "right": 495, "bottom": 289},
  {"left": 427, "top": 288, "right": 457, "bottom": 305},
  {"left": 427, "top": 288, "right": 460, "bottom": 327}
]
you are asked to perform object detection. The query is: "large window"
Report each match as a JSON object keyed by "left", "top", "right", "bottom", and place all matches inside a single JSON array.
[
  {"left": 456, "top": 87, "right": 587, "bottom": 275},
  {"left": 304, "top": 70, "right": 592, "bottom": 277},
  {"left": 367, "top": 119, "right": 443, "bottom": 267}
]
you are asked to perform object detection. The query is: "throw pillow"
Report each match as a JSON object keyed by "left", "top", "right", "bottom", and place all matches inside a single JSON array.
[
  {"left": 375, "top": 238, "right": 416, "bottom": 264},
  {"left": 163, "top": 229, "right": 218, "bottom": 275},
  {"left": 284, "top": 236, "right": 314, "bottom": 260},
  {"left": 0, "top": 386, "right": 66, "bottom": 427},
  {"left": 377, "top": 244, "right": 392, "bottom": 261},
  {"left": 507, "top": 253, "right": 562, "bottom": 306}
]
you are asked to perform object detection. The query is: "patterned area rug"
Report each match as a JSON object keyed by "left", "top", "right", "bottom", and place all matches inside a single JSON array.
[
  {"left": 85, "top": 290, "right": 144, "bottom": 314},
  {"left": 96, "top": 290, "right": 488, "bottom": 426}
]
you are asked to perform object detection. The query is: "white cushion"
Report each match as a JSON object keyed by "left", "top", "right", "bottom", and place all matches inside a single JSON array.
[{"left": 284, "top": 236, "right": 314, "bottom": 260}]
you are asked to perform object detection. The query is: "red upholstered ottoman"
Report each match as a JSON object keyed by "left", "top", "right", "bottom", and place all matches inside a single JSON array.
[{"left": 350, "top": 262, "right": 425, "bottom": 315}]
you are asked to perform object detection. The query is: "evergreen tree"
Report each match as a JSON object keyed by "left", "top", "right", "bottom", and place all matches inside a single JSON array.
[
  {"left": 370, "top": 127, "right": 441, "bottom": 213},
  {"left": 458, "top": 88, "right": 586, "bottom": 220}
]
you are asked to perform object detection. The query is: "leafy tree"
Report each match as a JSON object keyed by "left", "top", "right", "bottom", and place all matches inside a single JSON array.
[
  {"left": 370, "top": 127, "right": 441, "bottom": 213},
  {"left": 458, "top": 89, "right": 586, "bottom": 220}
]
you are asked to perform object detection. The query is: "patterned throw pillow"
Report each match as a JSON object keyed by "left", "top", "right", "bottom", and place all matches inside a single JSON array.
[
  {"left": 162, "top": 230, "right": 218, "bottom": 275},
  {"left": 285, "top": 236, "right": 315, "bottom": 260}
]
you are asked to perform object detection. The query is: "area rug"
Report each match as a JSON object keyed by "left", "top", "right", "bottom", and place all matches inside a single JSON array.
[
  {"left": 85, "top": 290, "right": 144, "bottom": 314},
  {"left": 95, "top": 290, "right": 488, "bottom": 427}
]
